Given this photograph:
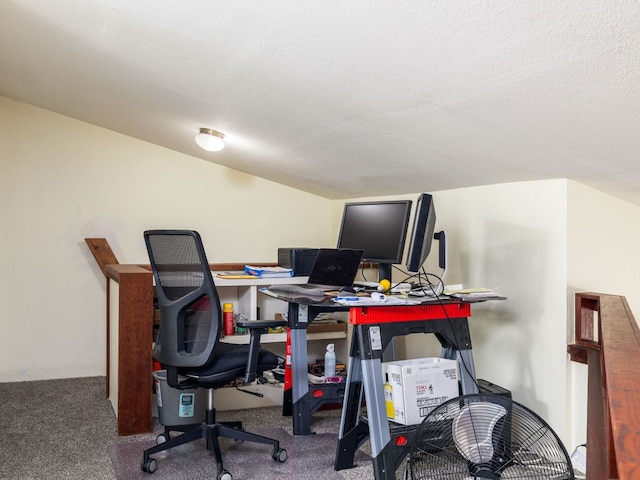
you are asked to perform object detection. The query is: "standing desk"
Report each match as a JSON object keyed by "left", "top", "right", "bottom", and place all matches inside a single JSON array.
[
  {"left": 334, "top": 301, "right": 479, "bottom": 480},
  {"left": 263, "top": 291, "right": 479, "bottom": 454}
]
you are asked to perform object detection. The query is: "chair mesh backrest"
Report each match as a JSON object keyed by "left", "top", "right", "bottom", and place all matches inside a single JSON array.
[{"left": 145, "top": 230, "right": 221, "bottom": 368}]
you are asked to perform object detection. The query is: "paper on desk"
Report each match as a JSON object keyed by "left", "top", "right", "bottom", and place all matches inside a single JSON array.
[
  {"left": 446, "top": 287, "right": 506, "bottom": 301},
  {"left": 333, "top": 295, "right": 422, "bottom": 306}
]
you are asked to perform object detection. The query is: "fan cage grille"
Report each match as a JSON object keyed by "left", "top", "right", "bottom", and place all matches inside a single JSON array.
[{"left": 409, "top": 394, "right": 575, "bottom": 480}]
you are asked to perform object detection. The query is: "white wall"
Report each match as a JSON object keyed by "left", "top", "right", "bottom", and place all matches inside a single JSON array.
[
  {"left": 567, "top": 180, "right": 640, "bottom": 316},
  {"left": 5, "top": 96, "right": 640, "bottom": 451},
  {"left": 394, "top": 180, "right": 640, "bottom": 449},
  {"left": 395, "top": 181, "right": 571, "bottom": 443},
  {"left": 0, "top": 96, "right": 333, "bottom": 381},
  {"left": 331, "top": 183, "right": 573, "bottom": 441},
  {"left": 566, "top": 180, "right": 640, "bottom": 447}
]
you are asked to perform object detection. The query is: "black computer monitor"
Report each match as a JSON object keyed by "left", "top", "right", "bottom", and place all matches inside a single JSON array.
[
  {"left": 337, "top": 200, "right": 412, "bottom": 282},
  {"left": 405, "top": 193, "right": 436, "bottom": 273},
  {"left": 405, "top": 193, "right": 446, "bottom": 276}
]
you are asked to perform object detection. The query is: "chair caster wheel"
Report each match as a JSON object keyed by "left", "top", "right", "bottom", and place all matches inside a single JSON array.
[
  {"left": 141, "top": 457, "right": 157, "bottom": 473},
  {"left": 156, "top": 433, "right": 168, "bottom": 445},
  {"left": 273, "top": 447, "right": 288, "bottom": 462},
  {"left": 218, "top": 469, "right": 232, "bottom": 480}
]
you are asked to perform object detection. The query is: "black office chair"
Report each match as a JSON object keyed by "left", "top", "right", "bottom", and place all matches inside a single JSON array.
[{"left": 141, "top": 230, "right": 288, "bottom": 480}]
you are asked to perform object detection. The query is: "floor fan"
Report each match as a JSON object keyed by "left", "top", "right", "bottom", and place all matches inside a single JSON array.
[{"left": 409, "top": 394, "right": 575, "bottom": 479}]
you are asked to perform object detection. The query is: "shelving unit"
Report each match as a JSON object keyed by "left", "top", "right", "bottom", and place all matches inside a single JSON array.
[
  {"left": 212, "top": 272, "right": 349, "bottom": 410},
  {"left": 221, "top": 330, "right": 347, "bottom": 344},
  {"left": 213, "top": 273, "right": 348, "bottom": 344},
  {"left": 213, "top": 274, "right": 306, "bottom": 323}
]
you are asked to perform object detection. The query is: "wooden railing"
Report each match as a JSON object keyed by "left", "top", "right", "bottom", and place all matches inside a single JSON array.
[{"left": 568, "top": 293, "right": 640, "bottom": 479}]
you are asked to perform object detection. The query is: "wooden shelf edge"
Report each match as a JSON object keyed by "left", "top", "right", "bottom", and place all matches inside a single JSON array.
[
  {"left": 221, "top": 330, "right": 347, "bottom": 344},
  {"left": 567, "top": 344, "right": 589, "bottom": 364}
]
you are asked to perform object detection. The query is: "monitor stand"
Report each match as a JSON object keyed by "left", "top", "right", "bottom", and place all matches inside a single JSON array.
[
  {"left": 377, "top": 262, "right": 396, "bottom": 362},
  {"left": 377, "top": 263, "right": 392, "bottom": 283}
]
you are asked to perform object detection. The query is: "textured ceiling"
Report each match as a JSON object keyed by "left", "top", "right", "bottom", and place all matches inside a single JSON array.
[{"left": 2, "top": 1, "right": 640, "bottom": 201}]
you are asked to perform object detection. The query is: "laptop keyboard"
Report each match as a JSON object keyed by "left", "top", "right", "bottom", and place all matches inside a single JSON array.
[{"left": 267, "top": 284, "right": 326, "bottom": 297}]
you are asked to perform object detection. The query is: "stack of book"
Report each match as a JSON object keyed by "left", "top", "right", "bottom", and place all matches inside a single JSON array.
[{"left": 244, "top": 265, "right": 294, "bottom": 278}]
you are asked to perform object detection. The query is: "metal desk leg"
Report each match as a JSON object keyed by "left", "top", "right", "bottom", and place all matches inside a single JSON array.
[
  {"left": 362, "top": 356, "right": 400, "bottom": 480},
  {"left": 441, "top": 346, "right": 479, "bottom": 395},
  {"left": 457, "top": 349, "right": 479, "bottom": 394},
  {"left": 335, "top": 328, "right": 393, "bottom": 479},
  {"left": 289, "top": 303, "right": 348, "bottom": 435},
  {"left": 290, "top": 327, "right": 311, "bottom": 435},
  {"left": 335, "top": 354, "right": 367, "bottom": 470},
  {"left": 361, "top": 357, "right": 390, "bottom": 458},
  {"left": 360, "top": 324, "right": 397, "bottom": 480}
]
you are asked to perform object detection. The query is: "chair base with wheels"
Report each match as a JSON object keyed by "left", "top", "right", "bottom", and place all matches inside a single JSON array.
[
  {"left": 141, "top": 351, "right": 289, "bottom": 479},
  {"left": 141, "top": 390, "right": 287, "bottom": 480}
]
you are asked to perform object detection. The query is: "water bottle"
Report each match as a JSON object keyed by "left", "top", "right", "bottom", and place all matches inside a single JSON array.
[{"left": 324, "top": 343, "right": 336, "bottom": 378}]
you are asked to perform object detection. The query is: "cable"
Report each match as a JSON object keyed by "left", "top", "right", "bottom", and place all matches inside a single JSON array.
[
  {"left": 354, "top": 264, "right": 482, "bottom": 403},
  {"left": 358, "top": 264, "right": 372, "bottom": 283},
  {"left": 390, "top": 264, "right": 444, "bottom": 296},
  {"left": 392, "top": 264, "right": 480, "bottom": 392},
  {"left": 432, "top": 295, "right": 480, "bottom": 392}
]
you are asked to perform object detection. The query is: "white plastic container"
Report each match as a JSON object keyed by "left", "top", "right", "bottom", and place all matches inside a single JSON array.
[{"left": 324, "top": 343, "right": 336, "bottom": 378}]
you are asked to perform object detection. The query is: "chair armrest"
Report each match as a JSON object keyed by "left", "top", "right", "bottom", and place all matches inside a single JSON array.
[
  {"left": 240, "top": 319, "right": 287, "bottom": 383},
  {"left": 237, "top": 319, "right": 287, "bottom": 330}
]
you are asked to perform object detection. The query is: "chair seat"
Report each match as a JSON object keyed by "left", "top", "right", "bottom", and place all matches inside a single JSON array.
[{"left": 182, "top": 342, "right": 279, "bottom": 388}]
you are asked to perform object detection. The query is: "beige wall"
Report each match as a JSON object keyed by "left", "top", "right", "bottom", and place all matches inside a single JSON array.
[
  {"left": 396, "top": 179, "right": 640, "bottom": 449},
  {"left": 566, "top": 180, "right": 640, "bottom": 448},
  {"left": 398, "top": 180, "right": 571, "bottom": 443},
  {"left": 0, "top": 96, "right": 333, "bottom": 381},
  {"left": 4, "top": 96, "right": 640, "bottom": 451}
]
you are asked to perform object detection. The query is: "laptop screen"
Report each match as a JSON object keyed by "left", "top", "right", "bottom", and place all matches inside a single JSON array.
[{"left": 307, "top": 248, "right": 364, "bottom": 287}]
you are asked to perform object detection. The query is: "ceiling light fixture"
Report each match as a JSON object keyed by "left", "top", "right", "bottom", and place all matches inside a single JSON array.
[{"left": 195, "top": 128, "right": 225, "bottom": 151}]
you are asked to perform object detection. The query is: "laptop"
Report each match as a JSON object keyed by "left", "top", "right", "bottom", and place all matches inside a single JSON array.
[{"left": 268, "top": 248, "right": 364, "bottom": 296}]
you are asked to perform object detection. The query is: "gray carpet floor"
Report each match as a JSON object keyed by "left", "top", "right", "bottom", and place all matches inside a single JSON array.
[{"left": 0, "top": 377, "right": 399, "bottom": 480}]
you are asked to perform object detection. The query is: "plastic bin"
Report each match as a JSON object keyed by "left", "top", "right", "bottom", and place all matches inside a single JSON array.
[{"left": 153, "top": 370, "right": 207, "bottom": 426}]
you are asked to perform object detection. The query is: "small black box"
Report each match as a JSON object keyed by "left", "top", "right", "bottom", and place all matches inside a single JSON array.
[
  {"left": 477, "top": 378, "right": 511, "bottom": 399},
  {"left": 277, "top": 248, "right": 320, "bottom": 276}
]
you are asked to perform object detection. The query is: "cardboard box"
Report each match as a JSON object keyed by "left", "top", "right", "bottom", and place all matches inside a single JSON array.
[{"left": 383, "top": 357, "right": 459, "bottom": 425}]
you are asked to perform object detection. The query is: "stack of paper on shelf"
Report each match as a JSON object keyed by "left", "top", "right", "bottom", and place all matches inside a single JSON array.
[
  {"left": 214, "top": 271, "right": 257, "bottom": 279},
  {"left": 446, "top": 287, "right": 506, "bottom": 301}
]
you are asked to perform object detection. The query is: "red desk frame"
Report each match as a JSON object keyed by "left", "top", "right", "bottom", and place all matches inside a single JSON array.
[{"left": 335, "top": 301, "right": 478, "bottom": 480}]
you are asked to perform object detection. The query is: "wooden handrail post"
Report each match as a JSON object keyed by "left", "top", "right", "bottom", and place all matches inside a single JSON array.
[
  {"left": 569, "top": 293, "right": 640, "bottom": 479},
  {"left": 85, "top": 238, "right": 120, "bottom": 399}
]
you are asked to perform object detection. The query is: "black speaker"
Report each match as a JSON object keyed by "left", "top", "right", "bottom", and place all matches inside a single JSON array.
[{"left": 277, "top": 248, "right": 319, "bottom": 276}]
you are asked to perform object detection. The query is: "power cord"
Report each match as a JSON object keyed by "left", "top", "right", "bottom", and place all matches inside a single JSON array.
[
  {"left": 433, "top": 296, "right": 480, "bottom": 392},
  {"left": 391, "top": 264, "right": 480, "bottom": 392},
  {"left": 386, "top": 265, "right": 444, "bottom": 297},
  {"left": 357, "top": 262, "right": 479, "bottom": 391}
]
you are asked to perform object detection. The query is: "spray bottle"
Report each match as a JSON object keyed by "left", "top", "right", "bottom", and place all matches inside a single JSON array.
[
  {"left": 223, "top": 303, "right": 234, "bottom": 337},
  {"left": 324, "top": 343, "right": 336, "bottom": 378}
]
